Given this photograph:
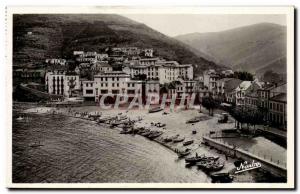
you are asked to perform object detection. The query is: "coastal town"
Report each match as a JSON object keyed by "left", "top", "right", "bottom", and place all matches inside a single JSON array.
[
  {"left": 13, "top": 45, "right": 287, "bottom": 183},
  {"left": 14, "top": 46, "right": 287, "bottom": 131}
]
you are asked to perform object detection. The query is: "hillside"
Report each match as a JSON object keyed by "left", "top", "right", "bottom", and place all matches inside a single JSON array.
[
  {"left": 13, "top": 14, "right": 223, "bottom": 75},
  {"left": 175, "top": 23, "right": 287, "bottom": 75}
]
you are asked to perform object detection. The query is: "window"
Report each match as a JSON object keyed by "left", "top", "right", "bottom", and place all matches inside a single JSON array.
[
  {"left": 112, "top": 90, "right": 119, "bottom": 94},
  {"left": 101, "top": 90, "right": 108, "bottom": 94},
  {"left": 270, "top": 103, "right": 273, "bottom": 110},
  {"left": 112, "top": 83, "right": 115, "bottom": 87},
  {"left": 86, "top": 83, "right": 88, "bottom": 87},
  {"left": 117, "top": 83, "right": 119, "bottom": 87},
  {"left": 127, "top": 90, "right": 135, "bottom": 94},
  {"left": 86, "top": 89, "right": 93, "bottom": 94}
]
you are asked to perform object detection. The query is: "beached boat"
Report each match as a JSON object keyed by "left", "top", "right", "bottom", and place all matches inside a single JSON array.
[
  {"left": 183, "top": 140, "right": 194, "bottom": 146},
  {"left": 177, "top": 150, "right": 191, "bottom": 158},
  {"left": 16, "top": 116, "right": 24, "bottom": 121},
  {"left": 173, "top": 137, "right": 185, "bottom": 143},
  {"left": 203, "top": 161, "right": 224, "bottom": 172},
  {"left": 186, "top": 117, "right": 200, "bottom": 124},
  {"left": 148, "top": 107, "right": 163, "bottom": 113},
  {"left": 148, "top": 131, "right": 163, "bottom": 140},
  {"left": 185, "top": 154, "right": 205, "bottom": 163},
  {"left": 163, "top": 137, "right": 173, "bottom": 143}
]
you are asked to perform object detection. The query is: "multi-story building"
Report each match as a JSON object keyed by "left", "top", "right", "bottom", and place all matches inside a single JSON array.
[
  {"left": 144, "top": 49, "right": 153, "bottom": 57},
  {"left": 224, "top": 79, "right": 243, "bottom": 104},
  {"left": 45, "top": 58, "right": 66, "bottom": 66},
  {"left": 90, "top": 62, "right": 113, "bottom": 73},
  {"left": 45, "top": 70, "right": 80, "bottom": 98},
  {"left": 269, "top": 93, "right": 286, "bottom": 129},
  {"left": 203, "top": 70, "right": 219, "bottom": 95},
  {"left": 123, "top": 61, "right": 193, "bottom": 84}
]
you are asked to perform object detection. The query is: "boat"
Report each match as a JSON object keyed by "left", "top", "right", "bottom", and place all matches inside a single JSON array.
[
  {"left": 186, "top": 154, "right": 219, "bottom": 164},
  {"left": 210, "top": 173, "right": 234, "bottom": 183},
  {"left": 142, "top": 131, "right": 152, "bottom": 137},
  {"left": 177, "top": 150, "right": 191, "bottom": 158},
  {"left": 173, "top": 137, "right": 185, "bottom": 143},
  {"left": 149, "top": 107, "right": 163, "bottom": 113},
  {"left": 148, "top": 131, "right": 163, "bottom": 139},
  {"left": 183, "top": 140, "right": 194, "bottom": 146},
  {"left": 163, "top": 137, "right": 173, "bottom": 142},
  {"left": 186, "top": 117, "right": 200, "bottom": 124},
  {"left": 203, "top": 161, "right": 224, "bottom": 172},
  {"left": 196, "top": 160, "right": 215, "bottom": 169},
  {"left": 185, "top": 154, "right": 205, "bottom": 163}
]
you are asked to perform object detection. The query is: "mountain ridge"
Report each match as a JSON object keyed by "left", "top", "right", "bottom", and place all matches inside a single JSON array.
[
  {"left": 175, "top": 22, "right": 287, "bottom": 75},
  {"left": 13, "top": 14, "right": 224, "bottom": 76}
]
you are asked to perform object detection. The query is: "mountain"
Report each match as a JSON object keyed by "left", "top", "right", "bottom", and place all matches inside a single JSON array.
[
  {"left": 175, "top": 23, "right": 287, "bottom": 76},
  {"left": 13, "top": 14, "right": 224, "bottom": 76}
]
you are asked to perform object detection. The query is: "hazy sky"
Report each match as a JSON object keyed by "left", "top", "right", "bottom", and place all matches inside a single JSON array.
[{"left": 122, "top": 14, "right": 286, "bottom": 37}]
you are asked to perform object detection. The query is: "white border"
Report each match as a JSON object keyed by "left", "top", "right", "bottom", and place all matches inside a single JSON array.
[{"left": 5, "top": 6, "right": 295, "bottom": 189}]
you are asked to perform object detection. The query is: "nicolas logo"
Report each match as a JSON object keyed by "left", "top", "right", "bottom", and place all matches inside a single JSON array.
[{"left": 235, "top": 160, "right": 262, "bottom": 174}]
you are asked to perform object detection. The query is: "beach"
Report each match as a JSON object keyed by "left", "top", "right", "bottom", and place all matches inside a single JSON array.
[{"left": 13, "top": 104, "right": 286, "bottom": 183}]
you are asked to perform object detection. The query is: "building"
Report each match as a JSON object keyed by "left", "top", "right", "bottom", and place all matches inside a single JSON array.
[
  {"left": 82, "top": 71, "right": 131, "bottom": 102},
  {"left": 13, "top": 68, "right": 46, "bottom": 85},
  {"left": 144, "top": 48, "right": 153, "bottom": 57},
  {"left": 45, "top": 58, "right": 66, "bottom": 66},
  {"left": 224, "top": 79, "right": 243, "bottom": 104},
  {"left": 90, "top": 62, "right": 113, "bottom": 73},
  {"left": 269, "top": 93, "right": 287, "bottom": 129},
  {"left": 145, "top": 80, "right": 160, "bottom": 104},
  {"left": 45, "top": 70, "right": 80, "bottom": 98},
  {"left": 203, "top": 70, "right": 220, "bottom": 95},
  {"left": 123, "top": 60, "right": 193, "bottom": 84},
  {"left": 235, "top": 81, "right": 252, "bottom": 106}
]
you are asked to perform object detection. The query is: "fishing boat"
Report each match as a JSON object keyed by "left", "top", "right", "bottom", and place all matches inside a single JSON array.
[
  {"left": 148, "top": 106, "right": 163, "bottom": 113},
  {"left": 142, "top": 131, "right": 152, "bottom": 137},
  {"left": 203, "top": 161, "right": 224, "bottom": 172},
  {"left": 148, "top": 131, "right": 163, "bottom": 140},
  {"left": 183, "top": 140, "right": 194, "bottom": 146},
  {"left": 173, "top": 137, "right": 185, "bottom": 143},
  {"left": 186, "top": 117, "right": 200, "bottom": 124},
  {"left": 177, "top": 150, "right": 191, "bottom": 158},
  {"left": 185, "top": 154, "right": 205, "bottom": 163},
  {"left": 163, "top": 137, "right": 173, "bottom": 142},
  {"left": 211, "top": 173, "right": 234, "bottom": 183}
]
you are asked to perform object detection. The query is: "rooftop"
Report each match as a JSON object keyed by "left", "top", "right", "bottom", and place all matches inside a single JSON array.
[{"left": 270, "top": 93, "right": 287, "bottom": 102}]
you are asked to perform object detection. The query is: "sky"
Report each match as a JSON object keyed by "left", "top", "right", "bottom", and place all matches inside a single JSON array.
[{"left": 122, "top": 14, "right": 286, "bottom": 37}]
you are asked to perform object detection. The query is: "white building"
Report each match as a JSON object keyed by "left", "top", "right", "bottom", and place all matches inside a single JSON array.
[
  {"left": 144, "top": 48, "right": 153, "bottom": 57},
  {"left": 123, "top": 61, "right": 193, "bottom": 84},
  {"left": 45, "top": 70, "right": 80, "bottom": 98},
  {"left": 45, "top": 58, "right": 67, "bottom": 66}
]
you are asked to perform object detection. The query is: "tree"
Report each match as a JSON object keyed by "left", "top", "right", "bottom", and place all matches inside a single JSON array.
[
  {"left": 233, "top": 71, "right": 254, "bottom": 81},
  {"left": 229, "top": 106, "right": 265, "bottom": 130},
  {"left": 202, "top": 95, "right": 220, "bottom": 116}
]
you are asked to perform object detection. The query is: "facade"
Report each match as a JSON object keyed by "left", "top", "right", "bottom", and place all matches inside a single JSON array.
[
  {"left": 45, "top": 71, "right": 80, "bottom": 98},
  {"left": 123, "top": 61, "right": 193, "bottom": 84},
  {"left": 144, "top": 49, "right": 154, "bottom": 57},
  {"left": 45, "top": 58, "right": 66, "bottom": 66},
  {"left": 203, "top": 70, "right": 219, "bottom": 95},
  {"left": 269, "top": 93, "right": 287, "bottom": 129}
]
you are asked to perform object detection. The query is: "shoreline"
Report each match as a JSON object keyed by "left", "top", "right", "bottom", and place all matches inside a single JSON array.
[{"left": 15, "top": 105, "right": 287, "bottom": 183}]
